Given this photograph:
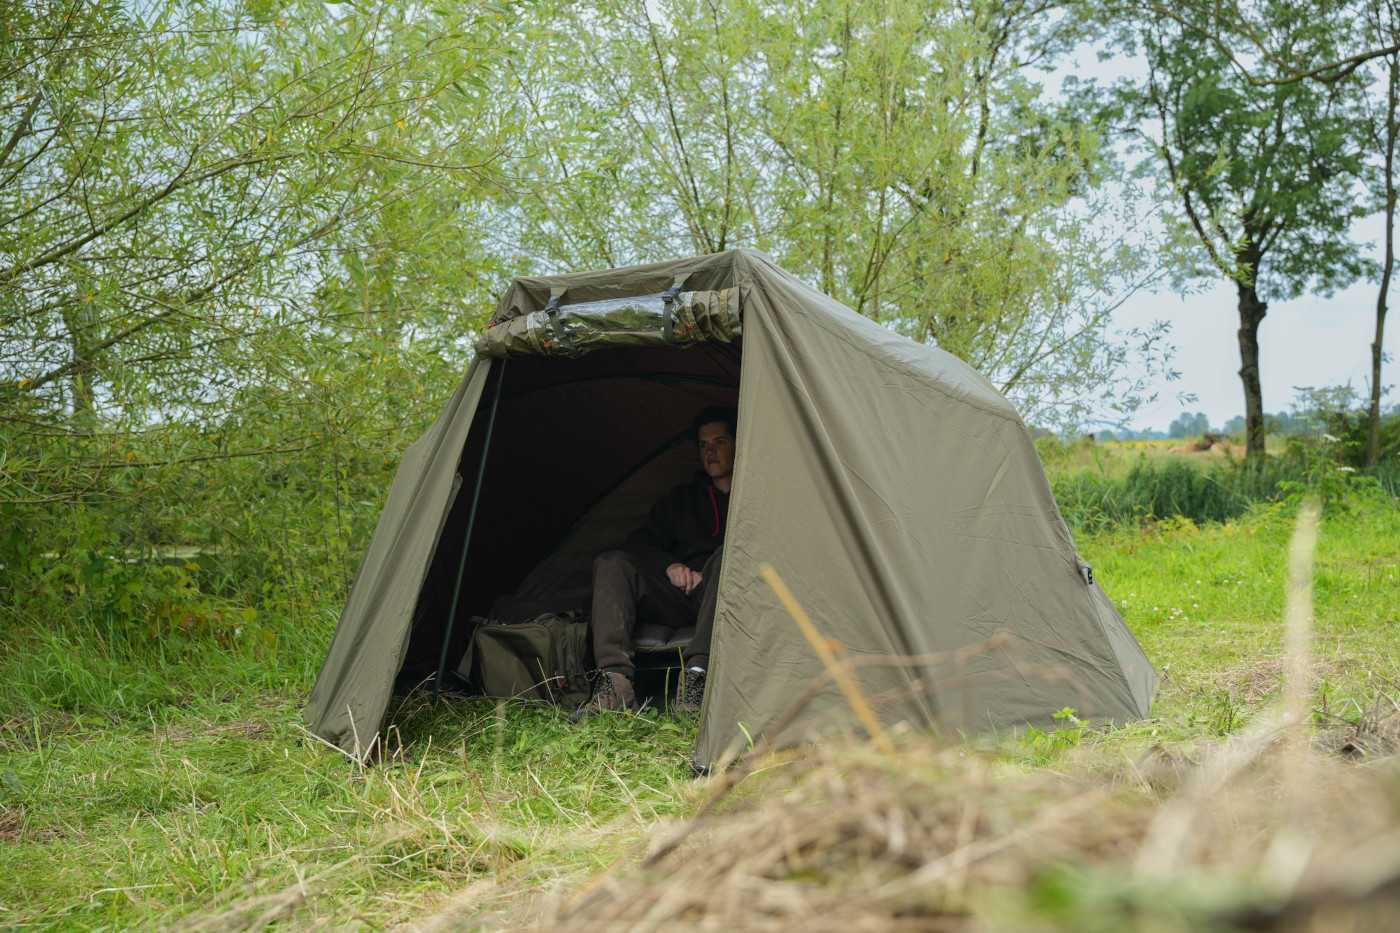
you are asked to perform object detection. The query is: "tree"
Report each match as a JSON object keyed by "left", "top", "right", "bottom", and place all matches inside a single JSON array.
[
  {"left": 1102, "top": 2, "right": 1370, "bottom": 455},
  {"left": 1167, "top": 410, "right": 1211, "bottom": 438},
  {"left": 1099, "top": 0, "right": 1400, "bottom": 86},
  {"left": 497, "top": 0, "right": 1173, "bottom": 430},
  {"left": 0, "top": 0, "right": 521, "bottom": 515},
  {"left": 1357, "top": 0, "right": 1398, "bottom": 466},
  {"left": 0, "top": 0, "right": 532, "bottom": 615},
  {"left": 1098, "top": 1, "right": 1396, "bottom": 467}
]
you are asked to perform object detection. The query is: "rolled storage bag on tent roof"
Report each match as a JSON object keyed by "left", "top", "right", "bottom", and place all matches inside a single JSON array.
[{"left": 476, "top": 288, "right": 743, "bottom": 359}]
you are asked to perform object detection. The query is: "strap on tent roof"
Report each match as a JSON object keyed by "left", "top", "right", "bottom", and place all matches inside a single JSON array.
[
  {"left": 662, "top": 275, "right": 687, "bottom": 346},
  {"left": 542, "top": 287, "right": 581, "bottom": 357},
  {"left": 475, "top": 281, "right": 741, "bottom": 359}
]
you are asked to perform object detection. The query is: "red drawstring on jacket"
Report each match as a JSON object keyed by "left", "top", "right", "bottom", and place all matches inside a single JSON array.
[{"left": 709, "top": 486, "right": 720, "bottom": 536}]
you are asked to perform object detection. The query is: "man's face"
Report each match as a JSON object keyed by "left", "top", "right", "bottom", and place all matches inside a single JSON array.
[{"left": 697, "top": 421, "right": 736, "bottom": 483}]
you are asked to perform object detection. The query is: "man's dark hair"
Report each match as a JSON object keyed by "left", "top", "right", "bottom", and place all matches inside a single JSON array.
[{"left": 693, "top": 405, "right": 738, "bottom": 438}]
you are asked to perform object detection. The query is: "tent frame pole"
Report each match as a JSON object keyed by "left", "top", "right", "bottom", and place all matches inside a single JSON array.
[{"left": 434, "top": 359, "right": 506, "bottom": 707}]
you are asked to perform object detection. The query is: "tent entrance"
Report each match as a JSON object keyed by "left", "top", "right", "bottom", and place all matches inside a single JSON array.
[{"left": 397, "top": 340, "right": 742, "bottom": 685}]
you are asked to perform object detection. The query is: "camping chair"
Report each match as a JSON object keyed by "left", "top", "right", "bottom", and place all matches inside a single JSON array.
[{"left": 633, "top": 623, "right": 695, "bottom": 671}]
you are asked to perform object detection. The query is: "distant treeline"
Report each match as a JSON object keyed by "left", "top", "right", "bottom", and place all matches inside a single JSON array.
[{"left": 1092, "top": 389, "right": 1400, "bottom": 449}]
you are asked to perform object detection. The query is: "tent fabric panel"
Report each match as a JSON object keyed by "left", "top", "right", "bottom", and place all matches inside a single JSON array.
[
  {"left": 475, "top": 288, "right": 743, "bottom": 359},
  {"left": 302, "top": 360, "right": 491, "bottom": 755},
  {"left": 696, "top": 285, "right": 1148, "bottom": 766},
  {"left": 1086, "top": 582, "right": 1160, "bottom": 714}
]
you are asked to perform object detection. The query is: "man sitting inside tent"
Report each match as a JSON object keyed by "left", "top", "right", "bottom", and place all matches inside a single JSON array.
[{"left": 570, "top": 406, "right": 737, "bottom": 722}]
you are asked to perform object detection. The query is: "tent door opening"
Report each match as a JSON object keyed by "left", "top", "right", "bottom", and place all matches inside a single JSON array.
[{"left": 396, "top": 340, "right": 743, "bottom": 693}]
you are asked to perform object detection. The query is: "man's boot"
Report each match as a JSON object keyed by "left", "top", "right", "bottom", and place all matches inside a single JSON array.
[
  {"left": 672, "top": 668, "right": 706, "bottom": 718},
  {"left": 568, "top": 671, "right": 639, "bottom": 723}
]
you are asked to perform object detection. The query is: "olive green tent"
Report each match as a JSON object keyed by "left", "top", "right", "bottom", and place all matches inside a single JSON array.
[{"left": 304, "top": 248, "right": 1157, "bottom": 765}]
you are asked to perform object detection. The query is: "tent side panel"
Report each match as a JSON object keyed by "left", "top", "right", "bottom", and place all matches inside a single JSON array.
[
  {"left": 1087, "top": 583, "right": 1160, "bottom": 716},
  {"left": 697, "top": 292, "right": 1152, "bottom": 766},
  {"left": 303, "top": 361, "right": 491, "bottom": 754}
]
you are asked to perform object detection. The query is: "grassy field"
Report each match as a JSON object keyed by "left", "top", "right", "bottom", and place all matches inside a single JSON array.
[{"left": 2, "top": 464, "right": 1398, "bottom": 931}]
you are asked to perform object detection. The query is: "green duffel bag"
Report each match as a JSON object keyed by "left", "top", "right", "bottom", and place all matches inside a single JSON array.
[{"left": 457, "top": 611, "right": 593, "bottom": 707}]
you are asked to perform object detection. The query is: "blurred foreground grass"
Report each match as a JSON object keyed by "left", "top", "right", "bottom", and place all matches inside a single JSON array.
[{"left": 1, "top": 486, "right": 1398, "bottom": 931}]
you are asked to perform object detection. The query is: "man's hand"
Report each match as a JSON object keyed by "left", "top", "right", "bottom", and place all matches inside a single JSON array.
[{"left": 666, "top": 562, "right": 703, "bottom": 595}]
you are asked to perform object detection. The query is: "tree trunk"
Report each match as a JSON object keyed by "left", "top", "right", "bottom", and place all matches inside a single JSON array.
[
  {"left": 62, "top": 307, "right": 98, "bottom": 435},
  {"left": 1372, "top": 237, "right": 1393, "bottom": 468},
  {"left": 1369, "top": 52, "right": 1397, "bottom": 468},
  {"left": 1236, "top": 279, "right": 1268, "bottom": 457}
]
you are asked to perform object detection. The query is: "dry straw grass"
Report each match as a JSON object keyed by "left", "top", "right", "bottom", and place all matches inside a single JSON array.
[
  {"left": 490, "top": 728, "right": 1400, "bottom": 933},
  {"left": 473, "top": 499, "right": 1400, "bottom": 933}
]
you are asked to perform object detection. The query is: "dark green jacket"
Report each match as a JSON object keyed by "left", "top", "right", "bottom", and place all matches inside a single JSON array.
[{"left": 626, "top": 475, "right": 729, "bottom": 576}]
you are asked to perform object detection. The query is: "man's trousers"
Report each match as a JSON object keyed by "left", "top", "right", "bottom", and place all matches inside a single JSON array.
[{"left": 589, "top": 549, "right": 721, "bottom": 678}]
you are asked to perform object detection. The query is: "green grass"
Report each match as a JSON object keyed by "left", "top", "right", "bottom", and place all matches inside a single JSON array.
[
  {"left": 2, "top": 489, "right": 1398, "bottom": 931},
  {"left": 0, "top": 600, "right": 701, "bottom": 930},
  {"left": 0, "top": 689, "right": 700, "bottom": 929},
  {"left": 1082, "top": 500, "right": 1400, "bottom": 738}
]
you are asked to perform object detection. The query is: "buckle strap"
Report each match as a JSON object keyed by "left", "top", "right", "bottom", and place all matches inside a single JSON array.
[
  {"left": 542, "top": 286, "right": 566, "bottom": 313},
  {"left": 542, "top": 286, "right": 581, "bottom": 356},
  {"left": 662, "top": 275, "right": 687, "bottom": 346}
]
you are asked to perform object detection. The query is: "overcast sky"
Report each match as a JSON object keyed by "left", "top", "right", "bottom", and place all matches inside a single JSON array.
[{"left": 1112, "top": 246, "right": 1391, "bottom": 434}]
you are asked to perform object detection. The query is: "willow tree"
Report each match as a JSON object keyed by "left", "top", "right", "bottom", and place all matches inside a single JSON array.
[
  {"left": 498, "top": 0, "right": 1169, "bottom": 429},
  {"left": 0, "top": 0, "right": 521, "bottom": 531}
]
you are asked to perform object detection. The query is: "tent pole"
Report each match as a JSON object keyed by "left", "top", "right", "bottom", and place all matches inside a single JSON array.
[{"left": 434, "top": 358, "right": 506, "bottom": 708}]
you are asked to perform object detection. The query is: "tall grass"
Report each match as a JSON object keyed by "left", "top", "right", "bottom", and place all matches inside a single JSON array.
[
  {"left": 0, "top": 588, "right": 332, "bottom": 729},
  {"left": 1051, "top": 453, "right": 1400, "bottom": 533}
]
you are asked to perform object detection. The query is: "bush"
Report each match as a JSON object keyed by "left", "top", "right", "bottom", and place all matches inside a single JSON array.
[{"left": 1283, "top": 386, "right": 1400, "bottom": 468}]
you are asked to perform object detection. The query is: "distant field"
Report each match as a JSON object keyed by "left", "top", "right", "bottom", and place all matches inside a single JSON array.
[
  {"left": 2, "top": 487, "right": 1397, "bottom": 931},
  {"left": 1036, "top": 436, "right": 1283, "bottom": 479}
]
